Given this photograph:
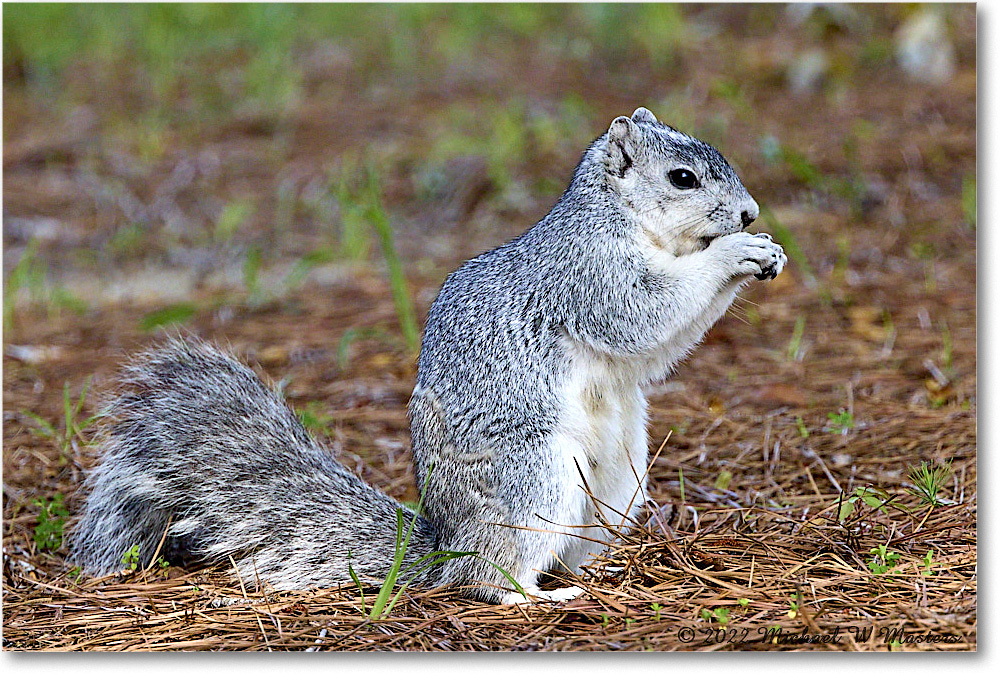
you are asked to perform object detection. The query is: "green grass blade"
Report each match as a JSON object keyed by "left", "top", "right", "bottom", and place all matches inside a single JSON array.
[
  {"left": 365, "top": 185, "right": 420, "bottom": 355},
  {"left": 22, "top": 410, "right": 56, "bottom": 438},
  {"left": 283, "top": 247, "right": 335, "bottom": 289},
  {"left": 63, "top": 382, "right": 73, "bottom": 439},
  {"left": 477, "top": 556, "right": 528, "bottom": 600},
  {"left": 369, "top": 465, "right": 438, "bottom": 619},
  {"left": 383, "top": 550, "right": 480, "bottom": 616},
  {"left": 398, "top": 549, "right": 475, "bottom": 579},
  {"left": 368, "top": 509, "right": 406, "bottom": 620},
  {"left": 72, "top": 376, "right": 92, "bottom": 421},
  {"left": 4, "top": 239, "right": 40, "bottom": 332},
  {"left": 347, "top": 551, "right": 366, "bottom": 614}
]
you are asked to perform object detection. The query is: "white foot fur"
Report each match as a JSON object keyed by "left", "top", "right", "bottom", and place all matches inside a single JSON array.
[{"left": 500, "top": 585, "right": 585, "bottom": 605}]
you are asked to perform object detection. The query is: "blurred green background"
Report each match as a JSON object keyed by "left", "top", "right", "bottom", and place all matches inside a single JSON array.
[{"left": 3, "top": 3, "right": 976, "bottom": 334}]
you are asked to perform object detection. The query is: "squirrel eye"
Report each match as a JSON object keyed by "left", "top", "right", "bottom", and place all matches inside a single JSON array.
[{"left": 668, "top": 168, "right": 700, "bottom": 190}]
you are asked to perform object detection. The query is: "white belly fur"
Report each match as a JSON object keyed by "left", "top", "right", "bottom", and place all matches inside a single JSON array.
[{"left": 549, "top": 346, "right": 650, "bottom": 573}]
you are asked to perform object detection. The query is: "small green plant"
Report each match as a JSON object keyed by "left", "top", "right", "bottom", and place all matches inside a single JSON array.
[
  {"left": 601, "top": 613, "right": 610, "bottom": 627},
  {"left": 787, "top": 597, "right": 799, "bottom": 619},
  {"left": 737, "top": 598, "right": 749, "bottom": 607},
  {"left": 485, "top": 104, "right": 529, "bottom": 191},
  {"left": 67, "top": 566, "right": 82, "bottom": 581},
  {"left": 832, "top": 235, "right": 851, "bottom": 283},
  {"left": 296, "top": 404, "right": 331, "bottom": 432},
  {"left": 779, "top": 145, "right": 825, "bottom": 191},
  {"left": 122, "top": 544, "right": 141, "bottom": 572},
  {"left": 296, "top": 402, "right": 334, "bottom": 436},
  {"left": 795, "top": 416, "right": 810, "bottom": 439},
  {"left": 329, "top": 160, "right": 420, "bottom": 354},
  {"left": 33, "top": 494, "right": 69, "bottom": 551},
  {"left": 826, "top": 408, "right": 854, "bottom": 434},
  {"left": 3, "top": 239, "right": 87, "bottom": 330},
  {"left": 906, "top": 460, "right": 953, "bottom": 507},
  {"left": 859, "top": 37, "right": 894, "bottom": 67},
  {"left": 867, "top": 544, "right": 901, "bottom": 575},
  {"left": 921, "top": 550, "right": 935, "bottom": 577},
  {"left": 837, "top": 486, "right": 890, "bottom": 521},
  {"left": 650, "top": 602, "right": 662, "bottom": 621},
  {"left": 631, "top": 4, "right": 687, "bottom": 68},
  {"left": 23, "top": 378, "right": 98, "bottom": 464},
  {"left": 909, "top": 241, "right": 935, "bottom": 260},
  {"left": 709, "top": 77, "right": 750, "bottom": 115},
  {"left": 700, "top": 607, "right": 729, "bottom": 626},
  {"left": 359, "top": 466, "right": 525, "bottom": 620}
]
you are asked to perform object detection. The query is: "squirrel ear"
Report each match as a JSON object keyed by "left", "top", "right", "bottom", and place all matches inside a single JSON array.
[
  {"left": 631, "top": 107, "right": 658, "bottom": 124},
  {"left": 608, "top": 115, "right": 638, "bottom": 142},
  {"left": 606, "top": 116, "right": 639, "bottom": 177}
]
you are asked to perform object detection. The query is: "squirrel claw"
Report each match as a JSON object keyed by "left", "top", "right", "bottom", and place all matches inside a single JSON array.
[{"left": 755, "top": 265, "right": 780, "bottom": 281}]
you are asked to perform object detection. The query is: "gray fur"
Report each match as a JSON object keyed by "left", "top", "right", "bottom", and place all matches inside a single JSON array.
[
  {"left": 71, "top": 108, "right": 785, "bottom": 603},
  {"left": 70, "top": 338, "right": 437, "bottom": 589}
]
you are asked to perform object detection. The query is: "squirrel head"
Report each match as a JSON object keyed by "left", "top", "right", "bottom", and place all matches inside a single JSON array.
[{"left": 600, "top": 107, "right": 759, "bottom": 256}]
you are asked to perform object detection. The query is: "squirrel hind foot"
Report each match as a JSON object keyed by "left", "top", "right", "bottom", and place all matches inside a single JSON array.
[{"left": 499, "top": 585, "right": 585, "bottom": 605}]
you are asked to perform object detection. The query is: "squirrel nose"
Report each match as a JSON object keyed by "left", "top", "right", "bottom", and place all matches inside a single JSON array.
[{"left": 741, "top": 210, "right": 756, "bottom": 229}]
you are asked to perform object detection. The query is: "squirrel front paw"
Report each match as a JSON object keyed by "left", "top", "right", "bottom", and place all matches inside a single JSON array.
[{"left": 711, "top": 231, "right": 787, "bottom": 281}]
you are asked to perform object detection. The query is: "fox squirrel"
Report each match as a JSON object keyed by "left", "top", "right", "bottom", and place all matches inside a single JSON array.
[{"left": 71, "top": 107, "right": 786, "bottom": 603}]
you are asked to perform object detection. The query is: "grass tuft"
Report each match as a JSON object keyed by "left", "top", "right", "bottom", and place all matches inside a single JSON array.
[
  {"left": 906, "top": 461, "right": 953, "bottom": 507},
  {"left": 32, "top": 494, "right": 69, "bottom": 552},
  {"left": 23, "top": 378, "right": 98, "bottom": 465},
  {"left": 360, "top": 466, "right": 525, "bottom": 620}
]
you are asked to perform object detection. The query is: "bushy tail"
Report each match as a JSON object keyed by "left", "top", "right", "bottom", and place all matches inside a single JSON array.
[{"left": 70, "top": 337, "right": 438, "bottom": 589}]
